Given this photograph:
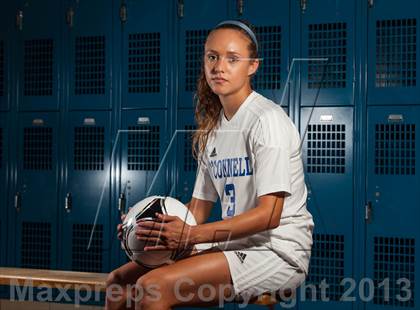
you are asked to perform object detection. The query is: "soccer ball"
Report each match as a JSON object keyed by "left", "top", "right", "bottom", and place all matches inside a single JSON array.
[{"left": 122, "top": 196, "right": 197, "bottom": 268}]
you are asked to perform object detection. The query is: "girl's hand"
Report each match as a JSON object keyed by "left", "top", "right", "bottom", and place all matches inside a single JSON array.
[
  {"left": 117, "top": 214, "right": 126, "bottom": 241},
  {"left": 135, "top": 213, "right": 194, "bottom": 251}
]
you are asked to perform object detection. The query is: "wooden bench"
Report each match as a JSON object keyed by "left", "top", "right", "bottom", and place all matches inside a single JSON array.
[
  {"left": 0, "top": 268, "right": 288, "bottom": 309},
  {"left": 0, "top": 267, "right": 107, "bottom": 292}
]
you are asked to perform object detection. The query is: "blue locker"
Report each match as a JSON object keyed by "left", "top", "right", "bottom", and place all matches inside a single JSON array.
[
  {"left": 119, "top": 109, "right": 168, "bottom": 207},
  {"left": 177, "top": 0, "right": 230, "bottom": 109},
  {"left": 0, "top": 113, "right": 9, "bottom": 266},
  {"left": 367, "top": 0, "right": 420, "bottom": 105},
  {"left": 65, "top": 0, "right": 113, "bottom": 110},
  {"left": 230, "top": 0, "right": 291, "bottom": 106},
  {"left": 59, "top": 111, "right": 112, "bottom": 272},
  {"left": 366, "top": 106, "right": 419, "bottom": 310},
  {"left": 12, "top": 112, "right": 59, "bottom": 269},
  {"left": 300, "top": 0, "right": 355, "bottom": 107},
  {"left": 16, "top": 0, "right": 61, "bottom": 111},
  {"left": 120, "top": 0, "right": 173, "bottom": 109},
  {"left": 299, "top": 107, "right": 354, "bottom": 310}
]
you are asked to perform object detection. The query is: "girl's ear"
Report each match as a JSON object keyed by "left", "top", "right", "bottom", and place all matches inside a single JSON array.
[{"left": 247, "top": 59, "right": 259, "bottom": 77}]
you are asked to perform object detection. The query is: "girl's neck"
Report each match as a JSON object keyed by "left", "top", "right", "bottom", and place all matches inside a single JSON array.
[{"left": 219, "top": 87, "right": 253, "bottom": 121}]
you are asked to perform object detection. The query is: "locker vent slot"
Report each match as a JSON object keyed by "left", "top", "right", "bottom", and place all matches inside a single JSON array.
[
  {"left": 183, "top": 125, "right": 196, "bottom": 172},
  {"left": 24, "top": 39, "right": 53, "bottom": 96},
  {"left": 0, "top": 41, "right": 4, "bottom": 96},
  {"left": 376, "top": 19, "right": 417, "bottom": 88},
  {"left": 128, "top": 125, "right": 160, "bottom": 171},
  {"left": 373, "top": 236, "right": 415, "bottom": 307},
  {"left": 128, "top": 32, "right": 160, "bottom": 93},
  {"left": 185, "top": 29, "right": 209, "bottom": 92},
  {"left": 306, "top": 234, "right": 345, "bottom": 301},
  {"left": 21, "top": 222, "right": 51, "bottom": 269},
  {"left": 23, "top": 127, "right": 53, "bottom": 170},
  {"left": 307, "top": 124, "right": 346, "bottom": 173},
  {"left": 375, "top": 124, "right": 415, "bottom": 175},
  {"left": 254, "top": 25, "right": 281, "bottom": 90},
  {"left": 0, "top": 128, "right": 2, "bottom": 169},
  {"left": 308, "top": 23, "right": 347, "bottom": 89},
  {"left": 72, "top": 224, "right": 103, "bottom": 272},
  {"left": 74, "top": 126, "right": 105, "bottom": 171},
  {"left": 75, "top": 36, "right": 105, "bottom": 95}
]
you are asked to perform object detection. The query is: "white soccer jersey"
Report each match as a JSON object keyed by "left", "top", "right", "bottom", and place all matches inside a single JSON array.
[{"left": 192, "top": 91, "right": 314, "bottom": 275}]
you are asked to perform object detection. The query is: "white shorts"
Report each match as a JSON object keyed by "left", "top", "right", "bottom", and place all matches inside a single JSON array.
[{"left": 217, "top": 243, "right": 306, "bottom": 301}]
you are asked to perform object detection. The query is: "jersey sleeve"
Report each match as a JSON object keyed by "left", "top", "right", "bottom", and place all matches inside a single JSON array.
[
  {"left": 252, "top": 112, "right": 292, "bottom": 197},
  {"left": 192, "top": 160, "right": 218, "bottom": 202}
]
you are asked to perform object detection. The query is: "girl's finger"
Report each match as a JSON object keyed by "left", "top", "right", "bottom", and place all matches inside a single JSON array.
[{"left": 135, "top": 229, "right": 162, "bottom": 238}]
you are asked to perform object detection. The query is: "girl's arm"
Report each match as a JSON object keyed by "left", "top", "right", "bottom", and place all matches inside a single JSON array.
[
  {"left": 190, "top": 192, "right": 285, "bottom": 245},
  {"left": 186, "top": 197, "right": 214, "bottom": 225}
]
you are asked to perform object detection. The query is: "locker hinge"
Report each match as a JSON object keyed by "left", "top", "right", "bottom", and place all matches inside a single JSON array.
[
  {"left": 16, "top": 10, "right": 23, "bottom": 31},
  {"left": 65, "top": 193, "right": 73, "bottom": 213},
  {"left": 365, "top": 201, "right": 373, "bottom": 223},
  {"left": 368, "top": 0, "right": 374, "bottom": 8},
  {"left": 120, "top": 3, "right": 127, "bottom": 23},
  {"left": 237, "top": 0, "right": 244, "bottom": 16},
  {"left": 14, "top": 192, "right": 21, "bottom": 212},
  {"left": 118, "top": 192, "right": 126, "bottom": 215},
  {"left": 300, "top": 0, "right": 307, "bottom": 13},
  {"left": 178, "top": 0, "right": 184, "bottom": 18},
  {"left": 66, "top": 7, "right": 74, "bottom": 28}
]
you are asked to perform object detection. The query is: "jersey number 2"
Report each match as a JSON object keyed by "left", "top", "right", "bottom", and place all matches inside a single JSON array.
[{"left": 225, "top": 183, "right": 236, "bottom": 217}]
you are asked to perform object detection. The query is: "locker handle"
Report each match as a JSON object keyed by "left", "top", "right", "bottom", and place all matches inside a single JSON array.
[
  {"left": 118, "top": 193, "right": 126, "bottom": 215},
  {"left": 368, "top": 0, "right": 374, "bottom": 8},
  {"left": 65, "top": 193, "right": 72, "bottom": 213},
  {"left": 365, "top": 201, "right": 373, "bottom": 223},
  {"left": 14, "top": 192, "right": 21, "bottom": 212},
  {"left": 237, "top": 0, "right": 244, "bottom": 16}
]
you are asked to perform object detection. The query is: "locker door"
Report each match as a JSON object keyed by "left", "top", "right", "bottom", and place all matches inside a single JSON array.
[
  {"left": 0, "top": 1, "right": 15, "bottom": 111},
  {"left": 178, "top": 0, "right": 229, "bottom": 108},
  {"left": 0, "top": 113, "right": 9, "bottom": 266},
  {"left": 230, "top": 0, "right": 290, "bottom": 106},
  {"left": 60, "top": 111, "right": 111, "bottom": 272},
  {"left": 300, "top": 107, "right": 354, "bottom": 310},
  {"left": 175, "top": 109, "right": 222, "bottom": 223},
  {"left": 121, "top": 0, "right": 172, "bottom": 109},
  {"left": 17, "top": 0, "right": 61, "bottom": 111},
  {"left": 300, "top": 0, "right": 355, "bottom": 106},
  {"left": 66, "top": 0, "right": 113, "bottom": 110},
  {"left": 367, "top": 0, "right": 420, "bottom": 105},
  {"left": 120, "top": 110, "right": 168, "bottom": 208},
  {"left": 13, "top": 112, "right": 59, "bottom": 269},
  {"left": 365, "top": 106, "right": 419, "bottom": 310}
]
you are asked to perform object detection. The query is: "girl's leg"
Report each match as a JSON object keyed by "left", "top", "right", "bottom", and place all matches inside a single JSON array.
[
  {"left": 133, "top": 249, "right": 235, "bottom": 310},
  {"left": 105, "top": 261, "right": 151, "bottom": 310}
]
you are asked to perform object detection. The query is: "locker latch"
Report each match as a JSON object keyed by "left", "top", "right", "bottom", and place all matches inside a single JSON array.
[
  {"left": 16, "top": 10, "right": 23, "bottom": 31},
  {"left": 14, "top": 192, "right": 21, "bottom": 212},
  {"left": 365, "top": 201, "right": 373, "bottom": 223},
  {"left": 301, "top": 0, "right": 307, "bottom": 13},
  {"left": 368, "top": 0, "right": 374, "bottom": 8},
  {"left": 118, "top": 192, "right": 126, "bottom": 215},
  {"left": 66, "top": 7, "right": 74, "bottom": 28},
  {"left": 237, "top": 0, "right": 244, "bottom": 16},
  {"left": 178, "top": 0, "right": 184, "bottom": 18},
  {"left": 120, "top": 4, "right": 127, "bottom": 23},
  {"left": 65, "top": 193, "right": 73, "bottom": 213}
]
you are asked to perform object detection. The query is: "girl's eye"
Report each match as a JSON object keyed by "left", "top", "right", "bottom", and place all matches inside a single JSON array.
[
  {"left": 207, "top": 54, "right": 218, "bottom": 62},
  {"left": 227, "top": 57, "right": 239, "bottom": 63}
]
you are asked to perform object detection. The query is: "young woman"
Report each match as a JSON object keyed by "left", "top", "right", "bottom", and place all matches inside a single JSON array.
[{"left": 105, "top": 20, "right": 314, "bottom": 310}]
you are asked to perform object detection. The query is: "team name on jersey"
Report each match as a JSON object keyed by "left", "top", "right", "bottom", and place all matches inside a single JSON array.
[{"left": 209, "top": 157, "right": 253, "bottom": 180}]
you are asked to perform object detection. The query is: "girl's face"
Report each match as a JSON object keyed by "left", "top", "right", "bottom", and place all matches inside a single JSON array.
[{"left": 204, "top": 28, "right": 259, "bottom": 97}]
